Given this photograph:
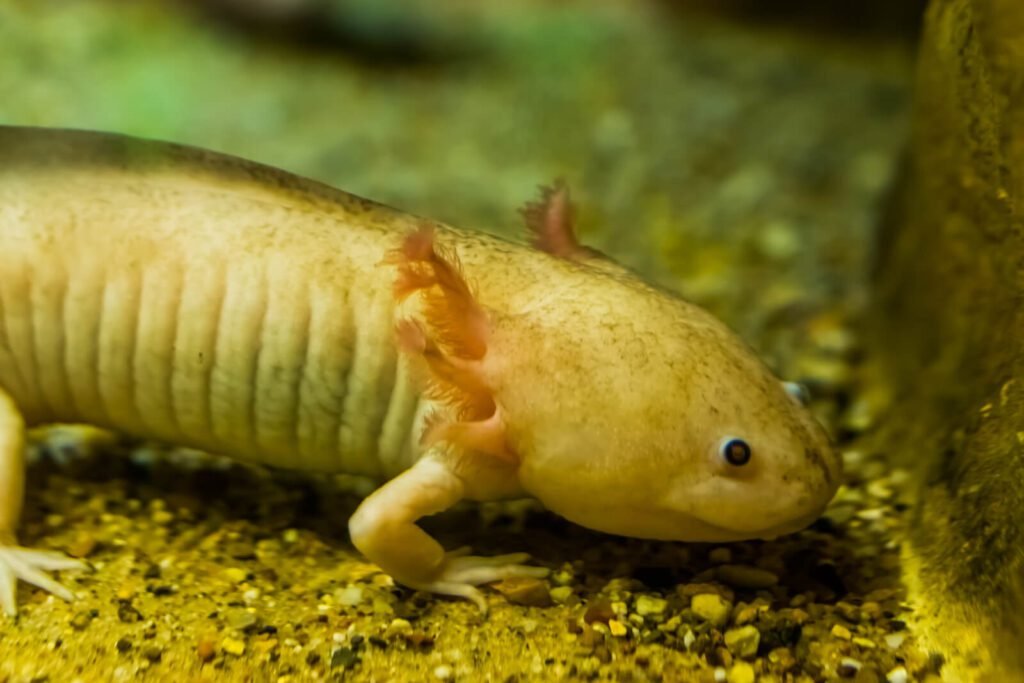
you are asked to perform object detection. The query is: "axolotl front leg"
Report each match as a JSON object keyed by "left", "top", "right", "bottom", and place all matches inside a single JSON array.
[
  {"left": 349, "top": 453, "right": 545, "bottom": 611},
  {"left": 348, "top": 226, "right": 550, "bottom": 611},
  {"left": 0, "top": 388, "right": 86, "bottom": 616}
]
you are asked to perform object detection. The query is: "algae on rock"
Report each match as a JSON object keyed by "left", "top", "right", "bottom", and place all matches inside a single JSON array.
[{"left": 868, "top": 0, "right": 1024, "bottom": 678}]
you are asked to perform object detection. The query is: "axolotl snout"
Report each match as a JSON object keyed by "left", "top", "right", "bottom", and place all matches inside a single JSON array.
[{"left": 0, "top": 126, "right": 840, "bottom": 615}]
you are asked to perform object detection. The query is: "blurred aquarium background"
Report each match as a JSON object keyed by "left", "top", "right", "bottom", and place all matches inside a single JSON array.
[
  {"left": 0, "top": 2, "right": 939, "bottom": 681},
  {"left": 0, "top": 0, "right": 916, "bottom": 377}
]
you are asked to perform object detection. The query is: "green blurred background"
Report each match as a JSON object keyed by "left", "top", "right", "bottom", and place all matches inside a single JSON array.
[{"left": 0, "top": 0, "right": 914, "bottom": 370}]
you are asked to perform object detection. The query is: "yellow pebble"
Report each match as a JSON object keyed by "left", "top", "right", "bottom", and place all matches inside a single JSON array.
[
  {"left": 831, "top": 624, "right": 852, "bottom": 640},
  {"left": 727, "top": 661, "right": 755, "bottom": 683},
  {"left": 221, "top": 637, "right": 246, "bottom": 656},
  {"left": 253, "top": 638, "right": 279, "bottom": 655},
  {"left": 608, "top": 619, "right": 627, "bottom": 637},
  {"left": 853, "top": 636, "right": 876, "bottom": 649},
  {"left": 223, "top": 568, "right": 247, "bottom": 583},
  {"left": 151, "top": 510, "right": 174, "bottom": 525}
]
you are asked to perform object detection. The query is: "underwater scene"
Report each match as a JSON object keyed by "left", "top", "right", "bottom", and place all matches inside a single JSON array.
[{"left": 1, "top": 0, "right": 1021, "bottom": 681}]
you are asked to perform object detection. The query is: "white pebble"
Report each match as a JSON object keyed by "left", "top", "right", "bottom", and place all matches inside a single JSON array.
[
  {"left": 336, "top": 586, "right": 365, "bottom": 607},
  {"left": 713, "top": 667, "right": 727, "bottom": 682},
  {"left": 884, "top": 633, "right": 906, "bottom": 649},
  {"left": 886, "top": 666, "right": 908, "bottom": 683},
  {"left": 433, "top": 665, "right": 453, "bottom": 680}
]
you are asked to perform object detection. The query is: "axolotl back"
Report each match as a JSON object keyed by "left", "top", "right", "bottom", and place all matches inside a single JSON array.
[{"left": 0, "top": 126, "right": 840, "bottom": 614}]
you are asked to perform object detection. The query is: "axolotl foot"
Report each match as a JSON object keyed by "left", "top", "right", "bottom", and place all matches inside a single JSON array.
[
  {"left": 348, "top": 457, "right": 551, "bottom": 613},
  {"left": 404, "top": 547, "right": 550, "bottom": 612},
  {"left": 0, "top": 544, "right": 86, "bottom": 616}
]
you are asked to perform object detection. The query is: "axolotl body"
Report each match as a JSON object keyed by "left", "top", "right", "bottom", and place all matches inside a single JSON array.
[{"left": 0, "top": 126, "right": 839, "bottom": 615}]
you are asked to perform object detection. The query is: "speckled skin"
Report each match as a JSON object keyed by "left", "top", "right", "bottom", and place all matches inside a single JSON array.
[{"left": 0, "top": 126, "right": 839, "bottom": 614}]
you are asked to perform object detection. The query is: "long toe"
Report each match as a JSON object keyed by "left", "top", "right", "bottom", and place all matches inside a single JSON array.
[{"left": 0, "top": 545, "right": 85, "bottom": 616}]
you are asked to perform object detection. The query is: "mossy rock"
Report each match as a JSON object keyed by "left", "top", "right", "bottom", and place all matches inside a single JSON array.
[{"left": 868, "top": 0, "right": 1024, "bottom": 678}]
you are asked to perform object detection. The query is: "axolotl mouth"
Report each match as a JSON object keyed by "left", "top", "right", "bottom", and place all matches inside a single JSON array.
[
  {"left": 684, "top": 496, "right": 833, "bottom": 543},
  {"left": 560, "top": 497, "right": 832, "bottom": 545},
  {"left": 674, "top": 509, "right": 827, "bottom": 544}
]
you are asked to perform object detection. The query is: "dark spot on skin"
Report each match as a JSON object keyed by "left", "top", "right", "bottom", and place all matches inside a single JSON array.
[{"left": 804, "top": 446, "right": 833, "bottom": 487}]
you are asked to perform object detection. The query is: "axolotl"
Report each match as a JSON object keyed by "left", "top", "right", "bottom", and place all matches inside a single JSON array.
[{"left": 0, "top": 126, "right": 840, "bottom": 616}]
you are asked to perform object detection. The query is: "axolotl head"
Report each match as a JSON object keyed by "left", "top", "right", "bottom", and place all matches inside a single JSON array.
[
  {"left": 391, "top": 216, "right": 841, "bottom": 545},
  {"left": 501, "top": 282, "right": 841, "bottom": 543}
]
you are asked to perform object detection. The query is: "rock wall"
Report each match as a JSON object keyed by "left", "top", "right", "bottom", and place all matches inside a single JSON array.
[{"left": 868, "top": 0, "right": 1024, "bottom": 678}]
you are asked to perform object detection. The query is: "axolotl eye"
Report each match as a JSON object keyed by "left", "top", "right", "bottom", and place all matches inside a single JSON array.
[{"left": 719, "top": 437, "right": 752, "bottom": 467}]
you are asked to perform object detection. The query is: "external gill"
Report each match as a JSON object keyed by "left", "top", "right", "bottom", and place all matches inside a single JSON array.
[{"left": 382, "top": 225, "right": 514, "bottom": 464}]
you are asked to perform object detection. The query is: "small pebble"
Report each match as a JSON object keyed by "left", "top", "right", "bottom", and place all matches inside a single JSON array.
[
  {"left": 117, "top": 602, "right": 143, "bottom": 623},
  {"left": 330, "top": 647, "right": 358, "bottom": 669},
  {"left": 831, "top": 624, "right": 853, "bottom": 640},
  {"left": 151, "top": 509, "right": 174, "bottom": 525},
  {"left": 634, "top": 595, "right": 668, "bottom": 618},
  {"left": 386, "top": 618, "right": 412, "bottom": 637},
  {"left": 884, "top": 633, "right": 906, "bottom": 649},
  {"left": 221, "top": 637, "right": 246, "bottom": 656},
  {"left": 196, "top": 637, "right": 216, "bottom": 662},
  {"left": 733, "top": 605, "right": 762, "bottom": 625},
  {"left": 716, "top": 564, "right": 779, "bottom": 589},
  {"left": 223, "top": 568, "right": 247, "bottom": 583},
  {"left": 709, "top": 547, "right": 732, "bottom": 564},
  {"left": 853, "top": 636, "right": 876, "bottom": 649},
  {"left": 583, "top": 598, "right": 615, "bottom": 624},
  {"left": 226, "top": 608, "right": 258, "bottom": 632},
  {"left": 336, "top": 586, "right": 365, "bottom": 607},
  {"left": 886, "top": 666, "right": 908, "bottom": 683},
  {"left": 726, "top": 661, "right": 755, "bottom": 683},
  {"left": 551, "top": 568, "right": 575, "bottom": 586},
  {"left": 691, "top": 593, "right": 732, "bottom": 627},
  {"left": 491, "top": 577, "right": 552, "bottom": 607},
  {"left": 724, "top": 626, "right": 760, "bottom": 659},
  {"left": 678, "top": 582, "right": 735, "bottom": 602},
  {"left": 70, "top": 610, "right": 95, "bottom": 631},
  {"left": 404, "top": 632, "right": 435, "bottom": 649},
  {"left": 838, "top": 657, "right": 862, "bottom": 677},
  {"left": 142, "top": 646, "right": 163, "bottom": 663},
  {"left": 227, "top": 541, "right": 256, "bottom": 560},
  {"left": 115, "top": 584, "right": 136, "bottom": 601},
  {"left": 550, "top": 586, "right": 574, "bottom": 604},
  {"left": 254, "top": 639, "right": 279, "bottom": 656},
  {"left": 433, "top": 664, "right": 453, "bottom": 680},
  {"left": 608, "top": 619, "right": 627, "bottom": 637},
  {"left": 67, "top": 533, "right": 98, "bottom": 558},
  {"left": 115, "top": 638, "right": 132, "bottom": 654}
]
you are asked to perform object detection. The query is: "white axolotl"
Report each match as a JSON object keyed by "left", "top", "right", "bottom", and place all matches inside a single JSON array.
[{"left": 0, "top": 126, "right": 840, "bottom": 615}]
